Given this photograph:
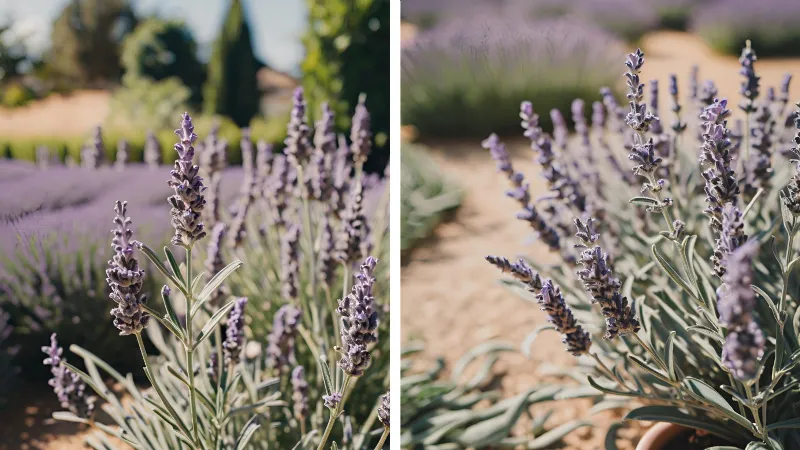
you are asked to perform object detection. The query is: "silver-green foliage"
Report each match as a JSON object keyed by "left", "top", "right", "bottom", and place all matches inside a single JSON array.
[{"left": 488, "top": 44, "right": 800, "bottom": 448}]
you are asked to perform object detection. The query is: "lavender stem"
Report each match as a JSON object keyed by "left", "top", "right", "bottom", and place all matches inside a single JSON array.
[
  {"left": 373, "top": 428, "right": 390, "bottom": 450},
  {"left": 317, "top": 375, "right": 353, "bottom": 450},
  {"left": 185, "top": 247, "right": 199, "bottom": 444}
]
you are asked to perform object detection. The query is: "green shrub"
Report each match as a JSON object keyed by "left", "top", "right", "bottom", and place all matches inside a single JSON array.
[
  {"left": 1, "top": 83, "right": 36, "bottom": 108},
  {"left": 107, "top": 75, "right": 192, "bottom": 132},
  {"left": 302, "top": 0, "right": 390, "bottom": 172},
  {"left": 402, "top": 18, "right": 624, "bottom": 138},
  {"left": 401, "top": 143, "right": 462, "bottom": 260}
]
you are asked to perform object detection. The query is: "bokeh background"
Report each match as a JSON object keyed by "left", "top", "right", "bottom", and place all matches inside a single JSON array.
[
  {"left": 0, "top": 0, "right": 388, "bottom": 448},
  {"left": 400, "top": 0, "right": 800, "bottom": 448}
]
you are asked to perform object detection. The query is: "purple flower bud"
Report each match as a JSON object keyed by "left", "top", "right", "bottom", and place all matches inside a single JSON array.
[
  {"left": 738, "top": 41, "right": 760, "bottom": 113},
  {"left": 323, "top": 392, "right": 342, "bottom": 409},
  {"left": 106, "top": 201, "right": 149, "bottom": 335},
  {"left": 291, "top": 366, "right": 309, "bottom": 420},
  {"left": 485, "top": 255, "right": 542, "bottom": 289},
  {"left": 538, "top": 280, "right": 592, "bottom": 356},
  {"left": 42, "top": 334, "right": 95, "bottom": 418},
  {"left": 337, "top": 256, "right": 379, "bottom": 376},
  {"left": 550, "top": 109, "right": 568, "bottom": 150},
  {"left": 309, "top": 103, "right": 336, "bottom": 201},
  {"left": 223, "top": 297, "right": 248, "bottom": 366},
  {"left": 284, "top": 87, "right": 312, "bottom": 168},
  {"left": 266, "top": 304, "right": 301, "bottom": 370},
  {"left": 377, "top": 390, "right": 390, "bottom": 428},
  {"left": 318, "top": 215, "right": 338, "bottom": 288},
  {"left": 785, "top": 103, "right": 800, "bottom": 215},
  {"left": 624, "top": 49, "right": 658, "bottom": 133},
  {"left": 712, "top": 204, "right": 748, "bottom": 278},
  {"left": 167, "top": 113, "right": 206, "bottom": 248},
  {"left": 575, "top": 218, "right": 639, "bottom": 339}
]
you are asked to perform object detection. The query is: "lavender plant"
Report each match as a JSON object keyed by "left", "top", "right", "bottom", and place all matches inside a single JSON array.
[
  {"left": 40, "top": 98, "right": 389, "bottom": 449},
  {"left": 482, "top": 44, "right": 800, "bottom": 448}
]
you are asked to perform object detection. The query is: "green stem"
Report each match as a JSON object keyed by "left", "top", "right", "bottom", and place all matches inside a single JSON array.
[
  {"left": 316, "top": 375, "right": 353, "bottom": 450},
  {"left": 185, "top": 248, "right": 199, "bottom": 444},
  {"left": 774, "top": 217, "right": 797, "bottom": 378},
  {"left": 746, "top": 382, "right": 770, "bottom": 445},
  {"left": 591, "top": 352, "right": 632, "bottom": 391},
  {"left": 372, "top": 428, "right": 389, "bottom": 450},
  {"left": 632, "top": 333, "right": 668, "bottom": 372}
]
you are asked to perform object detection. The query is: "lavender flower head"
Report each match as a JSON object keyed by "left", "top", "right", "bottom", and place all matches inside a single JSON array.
[
  {"left": 281, "top": 223, "right": 301, "bottom": 301},
  {"left": 167, "top": 113, "right": 206, "bottom": 248},
  {"left": 719, "top": 241, "right": 763, "bottom": 381},
  {"left": 266, "top": 304, "right": 302, "bottom": 370},
  {"left": 699, "top": 99, "right": 740, "bottom": 233},
  {"left": 106, "top": 201, "right": 149, "bottom": 335},
  {"left": 318, "top": 215, "right": 338, "bottom": 288},
  {"left": 538, "top": 279, "right": 592, "bottom": 356},
  {"left": 284, "top": 87, "right": 312, "bottom": 168},
  {"left": 335, "top": 181, "right": 372, "bottom": 266},
  {"left": 712, "top": 204, "right": 748, "bottom": 279},
  {"left": 350, "top": 94, "right": 372, "bottom": 166},
  {"left": 42, "top": 334, "right": 95, "bottom": 418},
  {"left": 223, "top": 297, "right": 248, "bottom": 366},
  {"left": 575, "top": 218, "right": 639, "bottom": 339},
  {"left": 310, "top": 103, "right": 336, "bottom": 201},
  {"left": 115, "top": 139, "right": 129, "bottom": 171},
  {"left": 485, "top": 255, "right": 542, "bottom": 289},
  {"left": 144, "top": 131, "right": 162, "bottom": 169},
  {"left": 738, "top": 41, "right": 760, "bottom": 113},
  {"left": 624, "top": 49, "right": 658, "bottom": 133},
  {"left": 377, "top": 390, "right": 390, "bottom": 428},
  {"left": 291, "top": 366, "right": 309, "bottom": 420},
  {"left": 337, "top": 256, "right": 379, "bottom": 377},
  {"left": 323, "top": 392, "right": 342, "bottom": 409},
  {"left": 784, "top": 103, "right": 800, "bottom": 215}
]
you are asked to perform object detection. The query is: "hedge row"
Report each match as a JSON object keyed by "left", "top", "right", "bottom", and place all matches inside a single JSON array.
[{"left": 0, "top": 113, "right": 289, "bottom": 166}]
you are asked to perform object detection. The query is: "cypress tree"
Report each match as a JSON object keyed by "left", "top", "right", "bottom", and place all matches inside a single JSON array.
[{"left": 203, "top": 0, "right": 261, "bottom": 127}]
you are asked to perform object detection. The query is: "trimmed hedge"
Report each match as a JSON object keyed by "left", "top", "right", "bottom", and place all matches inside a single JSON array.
[{"left": 0, "top": 113, "right": 290, "bottom": 166}]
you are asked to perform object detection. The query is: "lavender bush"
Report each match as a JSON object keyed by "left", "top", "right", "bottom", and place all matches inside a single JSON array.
[
  {"left": 401, "top": 17, "right": 624, "bottom": 137},
  {"left": 41, "top": 92, "right": 389, "bottom": 449},
  {"left": 482, "top": 43, "right": 800, "bottom": 447},
  {"left": 400, "top": 143, "right": 462, "bottom": 260},
  {"left": 692, "top": 0, "right": 800, "bottom": 57}
]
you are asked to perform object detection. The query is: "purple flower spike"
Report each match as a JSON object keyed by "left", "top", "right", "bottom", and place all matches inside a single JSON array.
[
  {"left": 719, "top": 241, "right": 763, "bottom": 381},
  {"left": 538, "top": 280, "right": 592, "bottom": 356},
  {"left": 335, "top": 181, "right": 372, "bottom": 266},
  {"left": 712, "top": 204, "right": 748, "bottom": 279},
  {"left": 575, "top": 218, "right": 639, "bottom": 339},
  {"left": 785, "top": 103, "right": 800, "bottom": 215},
  {"left": 106, "top": 201, "right": 148, "bottom": 335},
  {"left": 291, "top": 366, "right": 309, "bottom": 420},
  {"left": 223, "top": 297, "right": 248, "bottom": 366},
  {"left": 167, "top": 112, "right": 206, "bottom": 248},
  {"left": 350, "top": 95, "right": 372, "bottom": 166},
  {"left": 284, "top": 87, "right": 312, "bottom": 168},
  {"left": 699, "top": 99, "right": 739, "bottom": 234},
  {"left": 309, "top": 103, "right": 336, "bottom": 201},
  {"left": 42, "top": 334, "right": 95, "bottom": 418},
  {"left": 281, "top": 224, "right": 301, "bottom": 301},
  {"left": 738, "top": 41, "right": 760, "bottom": 113},
  {"left": 377, "top": 390, "right": 390, "bottom": 427},
  {"left": 337, "top": 256, "right": 379, "bottom": 377},
  {"left": 623, "top": 49, "right": 658, "bottom": 133},
  {"left": 266, "top": 304, "right": 302, "bottom": 370}
]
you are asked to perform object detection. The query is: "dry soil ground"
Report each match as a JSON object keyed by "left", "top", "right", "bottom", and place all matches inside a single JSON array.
[{"left": 399, "top": 30, "right": 800, "bottom": 448}]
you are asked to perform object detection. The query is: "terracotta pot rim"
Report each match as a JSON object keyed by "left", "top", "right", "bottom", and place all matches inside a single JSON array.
[{"left": 635, "top": 422, "right": 689, "bottom": 450}]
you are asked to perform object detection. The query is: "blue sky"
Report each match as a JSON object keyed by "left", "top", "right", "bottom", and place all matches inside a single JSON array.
[{"left": 0, "top": 0, "right": 307, "bottom": 74}]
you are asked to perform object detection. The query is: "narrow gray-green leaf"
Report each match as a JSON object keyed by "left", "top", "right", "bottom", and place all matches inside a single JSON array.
[
  {"left": 193, "top": 260, "right": 244, "bottom": 316},
  {"left": 665, "top": 331, "right": 677, "bottom": 382},
  {"left": 137, "top": 243, "right": 184, "bottom": 291},
  {"left": 319, "top": 356, "right": 334, "bottom": 396},
  {"left": 521, "top": 325, "right": 554, "bottom": 358},
  {"left": 527, "top": 420, "right": 592, "bottom": 449},
  {"left": 234, "top": 415, "right": 261, "bottom": 450},
  {"left": 629, "top": 196, "right": 660, "bottom": 207},
  {"left": 164, "top": 246, "right": 185, "bottom": 285},
  {"left": 193, "top": 299, "right": 237, "bottom": 349},
  {"left": 687, "top": 325, "right": 724, "bottom": 344},
  {"left": 652, "top": 244, "right": 697, "bottom": 300}
]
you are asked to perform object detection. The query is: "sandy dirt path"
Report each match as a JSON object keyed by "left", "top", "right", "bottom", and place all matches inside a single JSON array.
[{"left": 399, "top": 30, "right": 800, "bottom": 448}]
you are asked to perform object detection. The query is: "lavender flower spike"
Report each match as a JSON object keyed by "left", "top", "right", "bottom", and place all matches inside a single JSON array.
[
  {"left": 783, "top": 103, "right": 800, "bottom": 215},
  {"left": 738, "top": 41, "right": 760, "bottom": 113},
  {"left": 712, "top": 204, "right": 748, "bottom": 279},
  {"left": 266, "top": 304, "right": 302, "bottom": 370},
  {"left": 281, "top": 224, "right": 301, "bottom": 301},
  {"left": 43, "top": 334, "right": 95, "bottom": 418},
  {"left": 377, "top": 390, "right": 390, "bottom": 428},
  {"left": 624, "top": 49, "right": 658, "bottom": 133},
  {"left": 223, "top": 297, "right": 248, "bottom": 366},
  {"left": 291, "top": 366, "right": 309, "bottom": 421},
  {"left": 719, "top": 241, "right": 763, "bottom": 381},
  {"left": 337, "top": 256, "right": 379, "bottom": 377},
  {"left": 106, "top": 201, "right": 149, "bottom": 335},
  {"left": 350, "top": 94, "right": 372, "bottom": 166},
  {"left": 485, "top": 255, "right": 542, "bottom": 290},
  {"left": 167, "top": 112, "right": 206, "bottom": 248},
  {"left": 538, "top": 280, "right": 592, "bottom": 356},
  {"left": 335, "top": 180, "right": 372, "bottom": 266},
  {"left": 284, "top": 87, "right": 312, "bottom": 168},
  {"left": 699, "top": 99, "right": 739, "bottom": 233},
  {"left": 575, "top": 218, "right": 640, "bottom": 339}
]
